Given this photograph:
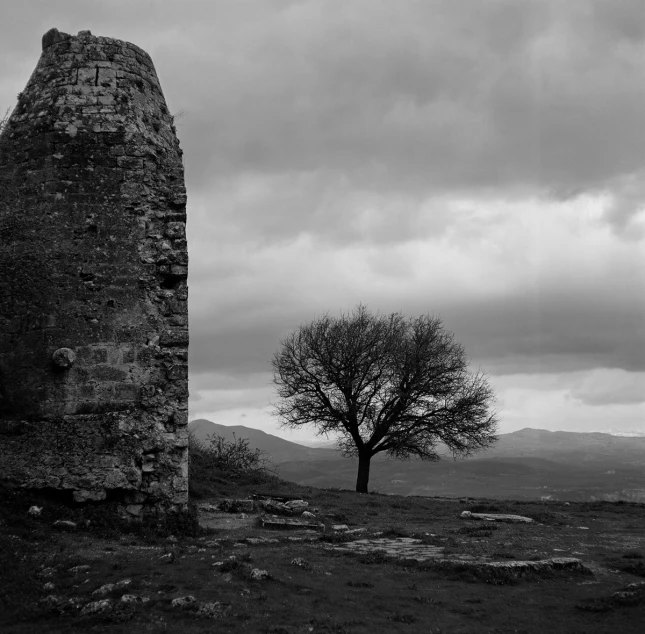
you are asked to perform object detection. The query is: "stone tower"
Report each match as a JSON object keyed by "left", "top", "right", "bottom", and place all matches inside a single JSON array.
[{"left": 0, "top": 29, "right": 188, "bottom": 514}]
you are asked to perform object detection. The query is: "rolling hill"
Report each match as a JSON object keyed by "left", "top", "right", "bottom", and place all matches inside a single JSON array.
[{"left": 188, "top": 420, "right": 645, "bottom": 502}]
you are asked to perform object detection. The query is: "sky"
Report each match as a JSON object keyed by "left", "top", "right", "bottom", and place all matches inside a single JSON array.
[{"left": 1, "top": 0, "right": 644, "bottom": 442}]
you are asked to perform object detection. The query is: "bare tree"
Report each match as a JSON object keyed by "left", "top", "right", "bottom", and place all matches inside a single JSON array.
[{"left": 272, "top": 305, "right": 498, "bottom": 493}]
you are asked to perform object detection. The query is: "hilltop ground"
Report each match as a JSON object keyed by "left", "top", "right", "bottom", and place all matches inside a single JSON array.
[{"left": 1, "top": 476, "right": 645, "bottom": 633}]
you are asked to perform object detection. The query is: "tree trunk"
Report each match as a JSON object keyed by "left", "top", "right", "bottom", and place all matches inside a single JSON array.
[{"left": 355, "top": 452, "right": 372, "bottom": 493}]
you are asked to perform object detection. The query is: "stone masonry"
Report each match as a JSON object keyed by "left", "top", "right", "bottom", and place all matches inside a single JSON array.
[{"left": 0, "top": 29, "right": 188, "bottom": 514}]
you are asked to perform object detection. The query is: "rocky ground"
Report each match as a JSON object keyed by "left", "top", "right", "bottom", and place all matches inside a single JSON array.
[{"left": 2, "top": 481, "right": 645, "bottom": 633}]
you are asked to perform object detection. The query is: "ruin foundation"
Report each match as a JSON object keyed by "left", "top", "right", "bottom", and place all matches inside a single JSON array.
[{"left": 0, "top": 29, "right": 189, "bottom": 514}]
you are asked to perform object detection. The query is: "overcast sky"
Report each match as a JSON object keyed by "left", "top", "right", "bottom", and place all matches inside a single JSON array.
[{"left": 2, "top": 1, "right": 644, "bottom": 441}]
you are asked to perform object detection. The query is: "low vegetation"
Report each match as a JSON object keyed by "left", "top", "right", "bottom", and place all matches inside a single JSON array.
[
  {"left": 188, "top": 431, "right": 279, "bottom": 499},
  {"left": 1, "top": 455, "right": 645, "bottom": 632}
]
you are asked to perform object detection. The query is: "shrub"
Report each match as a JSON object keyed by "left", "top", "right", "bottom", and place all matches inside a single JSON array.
[{"left": 188, "top": 431, "right": 278, "bottom": 498}]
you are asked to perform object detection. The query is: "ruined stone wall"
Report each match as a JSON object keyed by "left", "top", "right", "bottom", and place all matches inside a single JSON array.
[{"left": 0, "top": 29, "right": 188, "bottom": 513}]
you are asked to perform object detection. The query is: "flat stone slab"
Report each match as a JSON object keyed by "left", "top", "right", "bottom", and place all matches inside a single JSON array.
[
  {"left": 460, "top": 511, "right": 534, "bottom": 523},
  {"left": 328, "top": 537, "right": 446, "bottom": 562},
  {"left": 441, "top": 556, "right": 591, "bottom": 575},
  {"left": 259, "top": 517, "right": 325, "bottom": 531}
]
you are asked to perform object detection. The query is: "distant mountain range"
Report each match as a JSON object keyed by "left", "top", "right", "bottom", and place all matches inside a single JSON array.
[{"left": 188, "top": 419, "right": 645, "bottom": 503}]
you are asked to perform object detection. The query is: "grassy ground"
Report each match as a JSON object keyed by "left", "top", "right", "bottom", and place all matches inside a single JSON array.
[{"left": 2, "top": 479, "right": 645, "bottom": 633}]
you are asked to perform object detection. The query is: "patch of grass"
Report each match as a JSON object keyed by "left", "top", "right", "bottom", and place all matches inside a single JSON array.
[
  {"left": 381, "top": 525, "right": 414, "bottom": 538},
  {"left": 621, "top": 561, "right": 645, "bottom": 577},
  {"left": 387, "top": 611, "right": 417, "bottom": 623},
  {"left": 346, "top": 580, "right": 374, "bottom": 588},
  {"left": 319, "top": 532, "right": 355, "bottom": 544},
  {"left": 456, "top": 524, "right": 499, "bottom": 536},
  {"left": 0, "top": 534, "right": 46, "bottom": 624},
  {"left": 356, "top": 550, "right": 390, "bottom": 565}
]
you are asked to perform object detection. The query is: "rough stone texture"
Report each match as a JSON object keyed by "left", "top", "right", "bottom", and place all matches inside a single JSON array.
[
  {"left": 0, "top": 29, "right": 188, "bottom": 512},
  {"left": 460, "top": 511, "right": 534, "bottom": 523}
]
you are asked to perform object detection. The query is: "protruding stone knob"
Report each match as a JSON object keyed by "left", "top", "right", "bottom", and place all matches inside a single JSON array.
[
  {"left": 52, "top": 348, "right": 76, "bottom": 368},
  {"left": 42, "top": 28, "right": 71, "bottom": 50}
]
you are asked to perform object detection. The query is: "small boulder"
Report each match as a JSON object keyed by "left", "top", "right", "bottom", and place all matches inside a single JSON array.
[
  {"left": 284, "top": 500, "right": 308, "bottom": 512},
  {"left": 159, "top": 553, "right": 175, "bottom": 564},
  {"left": 53, "top": 520, "right": 77, "bottom": 530},
  {"left": 121, "top": 594, "right": 149, "bottom": 604},
  {"left": 250, "top": 568, "right": 270, "bottom": 580},
  {"left": 171, "top": 595, "right": 197, "bottom": 609},
  {"left": 301, "top": 511, "right": 316, "bottom": 519},
  {"left": 92, "top": 583, "right": 115, "bottom": 596},
  {"left": 81, "top": 599, "right": 112, "bottom": 615},
  {"left": 290, "top": 558, "right": 311, "bottom": 569},
  {"left": 28, "top": 505, "right": 42, "bottom": 516},
  {"left": 198, "top": 601, "right": 226, "bottom": 618},
  {"left": 68, "top": 565, "right": 90, "bottom": 574}
]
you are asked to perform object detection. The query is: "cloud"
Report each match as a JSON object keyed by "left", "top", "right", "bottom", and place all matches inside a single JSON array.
[
  {"left": 188, "top": 193, "right": 645, "bottom": 380},
  {"left": 3, "top": 1, "right": 645, "bottom": 437},
  {"left": 569, "top": 369, "right": 645, "bottom": 406}
]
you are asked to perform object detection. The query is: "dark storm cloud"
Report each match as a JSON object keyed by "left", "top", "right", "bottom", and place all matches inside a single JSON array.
[
  {"left": 2, "top": 1, "right": 645, "bottom": 431},
  {"left": 162, "top": 0, "right": 645, "bottom": 233},
  {"left": 4, "top": 1, "right": 645, "bottom": 218},
  {"left": 188, "top": 281, "right": 645, "bottom": 382}
]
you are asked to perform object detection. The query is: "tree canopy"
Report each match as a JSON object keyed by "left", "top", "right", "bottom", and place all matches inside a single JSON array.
[{"left": 272, "top": 305, "right": 498, "bottom": 492}]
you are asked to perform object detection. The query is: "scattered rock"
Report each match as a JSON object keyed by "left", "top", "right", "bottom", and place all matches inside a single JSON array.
[
  {"left": 38, "top": 567, "right": 56, "bottom": 578},
  {"left": 159, "top": 552, "right": 175, "bottom": 563},
  {"left": 198, "top": 601, "right": 227, "bottom": 618},
  {"left": 219, "top": 499, "right": 254, "bottom": 513},
  {"left": 291, "top": 558, "right": 311, "bottom": 569},
  {"left": 259, "top": 516, "right": 324, "bottom": 531},
  {"left": 301, "top": 511, "right": 316, "bottom": 519},
  {"left": 121, "top": 594, "right": 149, "bottom": 604},
  {"left": 460, "top": 511, "right": 534, "bottom": 524},
  {"left": 81, "top": 599, "right": 112, "bottom": 615},
  {"left": 577, "top": 526, "right": 589, "bottom": 530},
  {"left": 346, "top": 528, "right": 368, "bottom": 534},
  {"left": 332, "top": 524, "right": 349, "bottom": 532},
  {"left": 40, "top": 595, "right": 65, "bottom": 610},
  {"left": 68, "top": 564, "right": 90, "bottom": 574},
  {"left": 167, "top": 535, "right": 178, "bottom": 543},
  {"left": 53, "top": 520, "right": 77, "bottom": 530},
  {"left": 43, "top": 582, "right": 55, "bottom": 591},
  {"left": 171, "top": 595, "right": 197, "bottom": 609},
  {"left": 92, "top": 583, "right": 115, "bottom": 596},
  {"left": 116, "top": 579, "right": 132, "bottom": 588},
  {"left": 250, "top": 568, "right": 270, "bottom": 580},
  {"left": 284, "top": 499, "right": 308, "bottom": 512},
  {"left": 28, "top": 505, "right": 42, "bottom": 516},
  {"left": 243, "top": 537, "right": 279, "bottom": 545}
]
